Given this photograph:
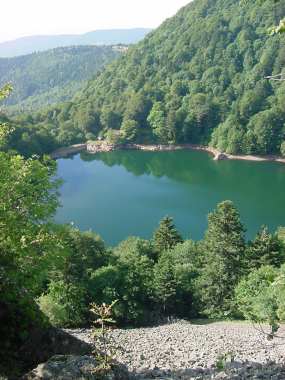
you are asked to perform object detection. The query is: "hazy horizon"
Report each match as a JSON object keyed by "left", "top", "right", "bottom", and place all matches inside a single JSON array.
[{"left": 0, "top": 0, "right": 190, "bottom": 44}]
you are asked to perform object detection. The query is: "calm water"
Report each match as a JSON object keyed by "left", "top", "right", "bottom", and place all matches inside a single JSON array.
[{"left": 55, "top": 150, "right": 285, "bottom": 246}]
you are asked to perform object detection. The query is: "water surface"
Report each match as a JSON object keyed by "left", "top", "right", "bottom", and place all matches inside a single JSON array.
[{"left": 55, "top": 150, "right": 285, "bottom": 245}]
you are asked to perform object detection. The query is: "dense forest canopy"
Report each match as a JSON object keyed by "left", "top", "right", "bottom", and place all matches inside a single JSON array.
[
  {"left": 0, "top": 45, "right": 121, "bottom": 114},
  {"left": 9, "top": 0, "right": 285, "bottom": 157}
]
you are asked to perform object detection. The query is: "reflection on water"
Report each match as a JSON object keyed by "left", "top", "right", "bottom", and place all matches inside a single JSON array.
[{"left": 55, "top": 150, "right": 285, "bottom": 246}]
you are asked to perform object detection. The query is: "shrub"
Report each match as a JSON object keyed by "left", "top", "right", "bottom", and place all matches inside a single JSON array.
[
  {"left": 235, "top": 266, "right": 279, "bottom": 329},
  {"left": 38, "top": 280, "right": 88, "bottom": 327}
]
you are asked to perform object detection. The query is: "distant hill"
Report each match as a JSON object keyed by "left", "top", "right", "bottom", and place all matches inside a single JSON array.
[
  {"left": 0, "top": 29, "right": 152, "bottom": 57},
  {"left": 34, "top": 0, "right": 283, "bottom": 156},
  {"left": 7, "top": 0, "right": 285, "bottom": 159},
  {"left": 0, "top": 45, "right": 122, "bottom": 113}
]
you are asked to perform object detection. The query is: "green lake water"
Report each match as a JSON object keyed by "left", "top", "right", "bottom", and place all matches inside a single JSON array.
[{"left": 55, "top": 150, "right": 285, "bottom": 246}]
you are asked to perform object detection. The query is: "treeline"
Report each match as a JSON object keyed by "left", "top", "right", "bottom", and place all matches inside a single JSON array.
[
  {"left": 5, "top": 0, "right": 285, "bottom": 158},
  {"left": 35, "top": 203, "right": 285, "bottom": 327},
  {"left": 3, "top": 157, "right": 285, "bottom": 333},
  {"left": 0, "top": 45, "right": 121, "bottom": 114}
]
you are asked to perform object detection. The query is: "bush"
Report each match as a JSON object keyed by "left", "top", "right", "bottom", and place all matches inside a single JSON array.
[
  {"left": 235, "top": 266, "right": 278, "bottom": 325},
  {"left": 38, "top": 280, "right": 88, "bottom": 327}
]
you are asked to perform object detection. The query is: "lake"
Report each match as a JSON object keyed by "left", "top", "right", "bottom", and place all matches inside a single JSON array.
[{"left": 55, "top": 150, "right": 285, "bottom": 246}]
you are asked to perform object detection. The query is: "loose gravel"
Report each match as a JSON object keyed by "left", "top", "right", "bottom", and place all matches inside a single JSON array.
[{"left": 66, "top": 320, "right": 285, "bottom": 379}]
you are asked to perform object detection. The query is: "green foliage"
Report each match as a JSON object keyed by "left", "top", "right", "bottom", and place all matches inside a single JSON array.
[
  {"left": 2, "top": 91, "right": 285, "bottom": 374},
  {"left": 215, "top": 352, "right": 235, "bottom": 371},
  {"left": 153, "top": 216, "right": 183, "bottom": 254},
  {"left": 90, "top": 237, "right": 155, "bottom": 324},
  {"left": 0, "top": 83, "right": 12, "bottom": 100},
  {"left": 246, "top": 226, "right": 284, "bottom": 270},
  {"left": 0, "top": 153, "right": 60, "bottom": 295},
  {"left": 11, "top": 0, "right": 285, "bottom": 156},
  {"left": 270, "top": 18, "right": 285, "bottom": 35},
  {"left": 235, "top": 265, "right": 279, "bottom": 331},
  {"left": 147, "top": 102, "right": 168, "bottom": 142},
  {"left": 38, "top": 280, "right": 88, "bottom": 327},
  {"left": 281, "top": 141, "right": 285, "bottom": 156},
  {"left": 90, "top": 301, "right": 117, "bottom": 369},
  {"left": 153, "top": 252, "right": 178, "bottom": 313},
  {"left": 196, "top": 201, "right": 246, "bottom": 318},
  {"left": 0, "top": 46, "right": 121, "bottom": 114},
  {"left": 0, "top": 85, "right": 61, "bottom": 375},
  {"left": 106, "top": 129, "right": 122, "bottom": 145},
  {"left": 3, "top": 0, "right": 285, "bottom": 158},
  {"left": 121, "top": 119, "right": 138, "bottom": 142}
]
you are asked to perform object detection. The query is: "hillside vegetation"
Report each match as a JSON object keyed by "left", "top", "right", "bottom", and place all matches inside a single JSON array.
[
  {"left": 10, "top": 0, "right": 285, "bottom": 157},
  {"left": 0, "top": 46, "right": 122, "bottom": 114}
]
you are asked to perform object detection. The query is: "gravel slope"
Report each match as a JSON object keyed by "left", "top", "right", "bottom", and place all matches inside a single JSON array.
[{"left": 66, "top": 321, "right": 285, "bottom": 379}]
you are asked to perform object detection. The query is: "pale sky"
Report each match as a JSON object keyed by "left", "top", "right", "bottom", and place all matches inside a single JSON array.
[{"left": 0, "top": 0, "right": 191, "bottom": 43}]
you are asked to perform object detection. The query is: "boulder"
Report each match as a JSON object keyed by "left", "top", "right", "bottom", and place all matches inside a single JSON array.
[
  {"left": 22, "top": 355, "right": 130, "bottom": 380},
  {"left": 213, "top": 152, "right": 228, "bottom": 161},
  {"left": 18, "top": 327, "right": 92, "bottom": 370}
]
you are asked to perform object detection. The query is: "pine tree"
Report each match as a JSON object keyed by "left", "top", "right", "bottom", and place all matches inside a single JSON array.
[
  {"left": 197, "top": 201, "right": 246, "bottom": 318},
  {"left": 153, "top": 216, "right": 183, "bottom": 254},
  {"left": 246, "top": 226, "right": 284, "bottom": 269},
  {"left": 153, "top": 252, "right": 177, "bottom": 314}
]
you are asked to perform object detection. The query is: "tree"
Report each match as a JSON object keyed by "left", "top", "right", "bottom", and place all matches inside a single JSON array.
[
  {"left": 0, "top": 85, "right": 62, "bottom": 376},
  {"left": 147, "top": 102, "right": 167, "bottom": 142},
  {"left": 246, "top": 226, "right": 284, "bottom": 270},
  {"left": 105, "top": 129, "right": 122, "bottom": 144},
  {"left": 91, "top": 238, "right": 154, "bottom": 325},
  {"left": 153, "top": 252, "right": 177, "bottom": 314},
  {"left": 235, "top": 265, "right": 279, "bottom": 332},
  {"left": 281, "top": 141, "right": 285, "bottom": 157},
  {"left": 120, "top": 119, "right": 138, "bottom": 142},
  {"left": 38, "top": 280, "right": 88, "bottom": 327},
  {"left": 153, "top": 216, "right": 183, "bottom": 254},
  {"left": 6, "top": 0, "right": 285, "bottom": 156},
  {"left": 197, "top": 201, "right": 246, "bottom": 318}
]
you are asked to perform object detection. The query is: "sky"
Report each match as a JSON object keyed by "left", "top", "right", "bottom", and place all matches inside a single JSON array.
[{"left": 0, "top": 0, "right": 191, "bottom": 43}]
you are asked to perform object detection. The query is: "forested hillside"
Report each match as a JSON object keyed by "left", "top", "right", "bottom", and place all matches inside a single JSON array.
[
  {"left": 11, "top": 0, "right": 285, "bottom": 157},
  {"left": 0, "top": 46, "right": 122, "bottom": 114}
]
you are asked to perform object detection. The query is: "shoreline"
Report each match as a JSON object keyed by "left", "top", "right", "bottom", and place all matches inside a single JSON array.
[{"left": 50, "top": 141, "right": 285, "bottom": 164}]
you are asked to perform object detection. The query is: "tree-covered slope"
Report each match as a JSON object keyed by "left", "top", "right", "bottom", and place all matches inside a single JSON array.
[
  {"left": 0, "top": 45, "right": 122, "bottom": 113},
  {"left": 9, "top": 0, "right": 285, "bottom": 156}
]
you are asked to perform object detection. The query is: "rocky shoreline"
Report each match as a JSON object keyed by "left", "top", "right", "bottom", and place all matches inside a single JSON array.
[
  {"left": 50, "top": 143, "right": 87, "bottom": 159},
  {"left": 50, "top": 141, "right": 285, "bottom": 164}
]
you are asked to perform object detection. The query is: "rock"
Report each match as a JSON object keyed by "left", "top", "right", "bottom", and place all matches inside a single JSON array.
[
  {"left": 213, "top": 152, "right": 228, "bottom": 161},
  {"left": 22, "top": 355, "right": 130, "bottom": 380},
  {"left": 50, "top": 144, "right": 86, "bottom": 159},
  {"left": 18, "top": 327, "right": 92, "bottom": 370},
  {"left": 65, "top": 321, "right": 285, "bottom": 380},
  {"left": 87, "top": 141, "right": 117, "bottom": 153}
]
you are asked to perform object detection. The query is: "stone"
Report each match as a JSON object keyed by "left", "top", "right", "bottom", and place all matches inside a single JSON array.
[
  {"left": 213, "top": 152, "right": 228, "bottom": 161},
  {"left": 22, "top": 355, "right": 130, "bottom": 380}
]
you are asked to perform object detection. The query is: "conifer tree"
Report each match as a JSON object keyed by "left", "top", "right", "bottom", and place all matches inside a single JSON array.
[
  {"left": 197, "top": 201, "right": 246, "bottom": 318},
  {"left": 153, "top": 252, "right": 177, "bottom": 314},
  {"left": 153, "top": 216, "right": 183, "bottom": 254},
  {"left": 246, "top": 226, "right": 284, "bottom": 269}
]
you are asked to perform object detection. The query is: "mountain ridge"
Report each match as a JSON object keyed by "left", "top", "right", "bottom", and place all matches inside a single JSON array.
[{"left": 0, "top": 28, "right": 151, "bottom": 57}]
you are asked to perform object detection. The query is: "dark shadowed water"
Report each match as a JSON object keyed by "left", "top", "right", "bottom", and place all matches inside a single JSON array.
[{"left": 55, "top": 150, "right": 285, "bottom": 245}]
